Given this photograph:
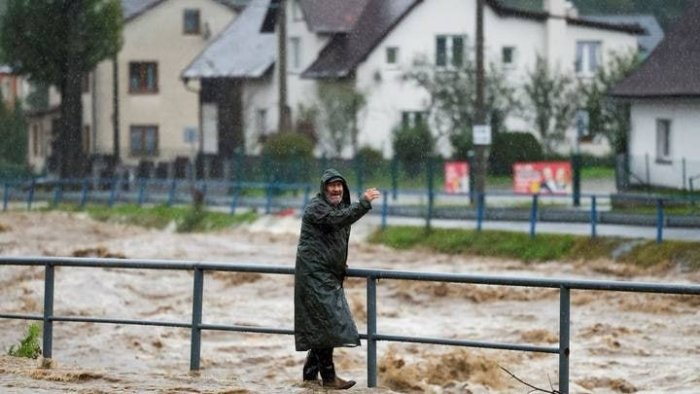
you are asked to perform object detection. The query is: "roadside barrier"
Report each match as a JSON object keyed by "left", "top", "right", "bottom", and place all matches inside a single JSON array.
[
  {"left": 1, "top": 256, "right": 699, "bottom": 392},
  {"left": 2, "top": 178, "right": 700, "bottom": 242}
]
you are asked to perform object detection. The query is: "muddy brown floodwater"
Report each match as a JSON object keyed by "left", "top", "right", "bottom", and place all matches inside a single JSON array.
[{"left": 0, "top": 211, "right": 699, "bottom": 393}]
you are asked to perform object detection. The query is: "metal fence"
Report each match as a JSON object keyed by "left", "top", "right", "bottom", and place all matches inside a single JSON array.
[{"left": 1, "top": 256, "right": 699, "bottom": 392}]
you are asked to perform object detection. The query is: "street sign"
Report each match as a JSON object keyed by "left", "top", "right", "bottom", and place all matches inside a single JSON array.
[{"left": 473, "top": 124, "right": 492, "bottom": 145}]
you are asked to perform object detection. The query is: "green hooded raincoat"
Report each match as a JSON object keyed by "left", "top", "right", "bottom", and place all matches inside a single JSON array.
[{"left": 294, "top": 169, "right": 372, "bottom": 351}]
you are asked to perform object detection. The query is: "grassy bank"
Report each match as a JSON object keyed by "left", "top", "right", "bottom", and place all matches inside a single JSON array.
[
  {"left": 369, "top": 226, "right": 700, "bottom": 270},
  {"left": 45, "top": 203, "right": 258, "bottom": 233}
]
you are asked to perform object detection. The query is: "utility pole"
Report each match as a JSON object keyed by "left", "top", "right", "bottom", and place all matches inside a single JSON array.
[
  {"left": 473, "top": 0, "right": 489, "bottom": 196},
  {"left": 277, "top": 0, "right": 292, "bottom": 133}
]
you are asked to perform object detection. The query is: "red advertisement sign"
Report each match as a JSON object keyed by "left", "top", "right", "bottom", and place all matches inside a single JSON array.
[
  {"left": 513, "top": 161, "right": 572, "bottom": 194},
  {"left": 444, "top": 161, "right": 470, "bottom": 194}
]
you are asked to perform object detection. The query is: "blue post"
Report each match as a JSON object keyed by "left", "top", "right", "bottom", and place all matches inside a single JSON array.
[
  {"left": 43, "top": 263, "right": 55, "bottom": 359},
  {"left": 3, "top": 182, "right": 9, "bottom": 211},
  {"left": 559, "top": 286, "right": 571, "bottom": 393},
  {"left": 590, "top": 196, "right": 597, "bottom": 239},
  {"left": 167, "top": 179, "right": 177, "bottom": 207},
  {"left": 265, "top": 182, "right": 274, "bottom": 214},
  {"left": 366, "top": 276, "right": 377, "bottom": 387},
  {"left": 79, "top": 179, "right": 89, "bottom": 209},
  {"left": 108, "top": 178, "right": 118, "bottom": 207},
  {"left": 190, "top": 267, "right": 204, "bottom": 371},
  {"left": 229, "top": 184, "right": 240, "bottom": 215},
  {"left": 381, "top": 190, "right": 388, "bottom": 230},
  {"left": 137, "top": 180, "right": 146, "bottom": 206},
  {"left": 391, "top": 158, "right": 398, "bottom": 201},
  {"left": 476, "top": 193, "right": 485, "bottom": 232},
  {"left": 302, "top": 185, "right": 311, "bottom": 211},
  {"left": 529, "top": 194, "right": 539, "bottom": 238},
  {"left": 656, "top": 199, "right": 664, "bottom": 244},
  {"left": 53, "top": 183, "right": 63, "bottom": 207},
  {"left": 27, "top": 179, "right": 36, "bottom": 211}
]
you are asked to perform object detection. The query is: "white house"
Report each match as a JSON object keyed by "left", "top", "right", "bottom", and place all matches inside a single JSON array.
[
  {"left": 185, "top": 0, "right": 642, "bottom": 162},
  {"left": 612, "top": 1, "right": 700, "bottom": 190},
  {"left": 27, "top": 0, "right": 241, "bottom": 175}
]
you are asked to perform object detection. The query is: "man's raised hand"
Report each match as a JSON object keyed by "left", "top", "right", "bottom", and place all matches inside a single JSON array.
[{"left": 363, "top": 188, "right": 381, "bottom": 202}]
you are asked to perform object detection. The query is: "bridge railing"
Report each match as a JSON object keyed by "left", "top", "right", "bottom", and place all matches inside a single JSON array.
[{"left": 1, "top": 256, "right": 699, "bottom": 392}]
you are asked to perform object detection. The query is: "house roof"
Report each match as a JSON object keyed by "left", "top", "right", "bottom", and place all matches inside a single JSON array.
[
  {"left": 121, "top": 0, "right": 246, "bottom": 22},
  {"left": 302, "top": 0, "right": 421, "bottom": 79},
  {"left": 182, "top": 0, "right": 275, "bottom": 79},
  {"left": 584, "top": 15, "right": 663, "bottom": 55},
  {"left": 611, "top": 2, "right": 700, "bottom": 99},
  {"left": 299, "top": 0, "right": 370, "bottom": 33},
  {"left": 302, "top": 0, "right": 643, "bottom": 79}
]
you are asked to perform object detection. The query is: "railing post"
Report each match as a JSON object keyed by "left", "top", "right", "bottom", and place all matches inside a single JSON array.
[
  {"left": 381, "top": 190, "right": 388, "bottom": 230},
  {"left": 590, "top": 195, "right": 597, "bottom": 239},
  {"left": 476, "top": 192, "right": 485, "bottom": 232},
  {"left": 52, "top": 183, "right": 63, "bottom": 207},
  {"left": 79, "top": 179, "right": 89, "bottom": 208},
  {"left": 682, "top": 158, "right": 687, "bottom": 190},
  {"left": 27, "top": 178, "right": 36, "bottom": 211},
  {"left": 190, "top": 267, "right": 204, "bottom": 371},
  {"left": 3, "top": 182, "right": 9, "bottom": 211},
  {"left": 43, "top": 263, "right": 55, "bottom": 360},
  {"left": 108, "top": 178, "right": 118, "bottom": 208},
  {"left": 656, "top": 198, "right": 664, "bottom": 244},
  {"left": 302, "top": 184, "right": 311, "bottom": 211},
  {"left": 265, "top": 182, "right": 274, "bottom": 214},
  {"left": 559, "top": 286, "right": 570, "bottom": 394},
  {"left": 230, "top": 183, "right": 240, "bottom": 215},
  {"left": 529, "top": 194, "right": 539, "bottom": 238},
  {"left": 167, "top": 179, "right": 177, "bottom": 207},
  {"left": 366, "top": 276, "right": 377, "bottom": 388},
  {"left": 137, "top": 179, "right": 147, "bottom": 206}
]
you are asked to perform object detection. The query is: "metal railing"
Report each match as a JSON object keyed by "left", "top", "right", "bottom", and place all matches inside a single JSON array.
[{"left": 1, "top": 256, "right": 699, "bottom": 393}]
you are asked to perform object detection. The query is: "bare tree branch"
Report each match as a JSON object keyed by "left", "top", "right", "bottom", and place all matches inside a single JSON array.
[{"left": 499, "top": 365, "right": 562, "bottom": 394}]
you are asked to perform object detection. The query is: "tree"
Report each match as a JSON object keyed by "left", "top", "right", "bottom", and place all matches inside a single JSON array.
[
  {"left": 404, "top": 55, "right": 520, "bottom": 159},
  {"left": 578, "top": 49, "right": 641, "bottom": 154},
  {"left": 0, "top": 0, "right": 123, "bottom": 178},
  {"left": 316, "top": 81, "right": 366, "bottom": 158},
  {"left": 522, "top": 56, "right": 579, "bottom": 154},
  {"left": 0, "top": 94, "right": 27, "bottom": 167}
]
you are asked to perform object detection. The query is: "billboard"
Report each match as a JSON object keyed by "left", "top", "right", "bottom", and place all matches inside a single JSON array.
[
  {"left": 513, "top": 161, "right": 572, "bottom": 194},
  {"left": 444, "top": 161, "right": 470, "bottom": 194}
]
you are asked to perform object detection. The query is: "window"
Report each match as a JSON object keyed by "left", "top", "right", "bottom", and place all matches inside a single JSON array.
[
  {"left": 289, "top": 37, "right": 302, "bottom": 71},
  {"left": 575, "top": 41, "right": 601, "bottom": 75},
  {"left": 129, "top": 62, "right": 158, "bottom": 93},
  {"left": 256, "top": 109, "right": 269, "bottom": 136},
  {"left": 502, "top": 46, "right": 516, "bottom": 67},
  {"left": 183, "top": 9, "right": 200, "bottom": 35},
  {"left": 386, "top": 47, "right": 399, "bottom": 65},
  {"left": 291, "top": 0, "right": 303, "bottom": 21},
  {"left": 401, "top": 111, "right": 427, "bottom": 129},
  {"left": 130, "top": 125, "right": 159, "bottom": 156},
  {"left": 436, "top": 35, "right": 465, "bottom": 67},
  {"left": 656, "top": 119, "right": 671, "bottom": 163}
]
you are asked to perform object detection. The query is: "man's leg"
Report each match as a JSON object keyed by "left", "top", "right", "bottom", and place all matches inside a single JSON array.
[
  {"left": 318, "top": 347, "right": 356, "bottom": 390},
  {"left": 302, "top": 349, "right": 320, "bottom": 381}
]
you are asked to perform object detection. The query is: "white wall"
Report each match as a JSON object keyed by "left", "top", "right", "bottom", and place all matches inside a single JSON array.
[{"left": 628, "top": 99, "right": 700, "bottom": 189}]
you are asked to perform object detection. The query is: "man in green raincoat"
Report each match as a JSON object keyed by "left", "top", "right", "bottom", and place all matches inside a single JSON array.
[{"left": 295, "top": 168, "right": 381, "bottom": 389}]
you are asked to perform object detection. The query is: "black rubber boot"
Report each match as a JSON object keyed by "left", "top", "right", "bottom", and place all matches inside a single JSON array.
[
  {"left": 303, "top": 350, "right": 320, "bottom": 381},
  {"left": 318, "top": 348, "right": 356, "bottom": 390}
]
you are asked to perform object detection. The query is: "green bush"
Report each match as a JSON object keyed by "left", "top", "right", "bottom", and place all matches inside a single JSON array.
[
  {"left": 448, "top": 126, "right": 473, "bottom": 160},
  {"left": 392, "top": 123, "right": 435, "bottom": 176},
  {"left": 8, "top": 323, "right": 41, "bottom": 359},
  {"left": 356, "top": 146, "right": 385, "bottom": 177},
  {"left": 261, "top": 132, "right": 315, "bottom": 183},
  {"left": 488, "top": 131, "right": 543, "bottom": 176}
]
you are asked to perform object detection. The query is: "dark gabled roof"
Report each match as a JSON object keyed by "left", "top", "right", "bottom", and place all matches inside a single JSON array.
[
  {"left": 182, "top": 0, "right": 275, "bottom": 79},
  {"left": 302, "top": 0, "right": 643, "bottom": 79},
  {"left": 611, "top": 2, "right": 700, "bottom": 99},
  {"left": 121, "top": 0, "right": 246, "bottom": 23},
  {"left": 584, "top": 14, "right": 663, "bottom": 55},
  {"left": 299, "top": 0, "right": 370, "bottom": 33},
  {"left": 302, "top": 0, "right": 421, "bottom": 78}
]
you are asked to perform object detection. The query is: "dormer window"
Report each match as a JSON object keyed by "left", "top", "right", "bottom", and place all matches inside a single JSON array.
[
  {"left": 184, "top": 9, "right": 201, "bottom": 35},
  {"left": 575, "top": 41, "right": 601, "bottom": 75}
]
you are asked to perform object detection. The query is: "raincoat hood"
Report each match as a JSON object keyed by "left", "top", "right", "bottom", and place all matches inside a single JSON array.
[{"left": 320, "top": 168, "right": 351, "bottom": 206}]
